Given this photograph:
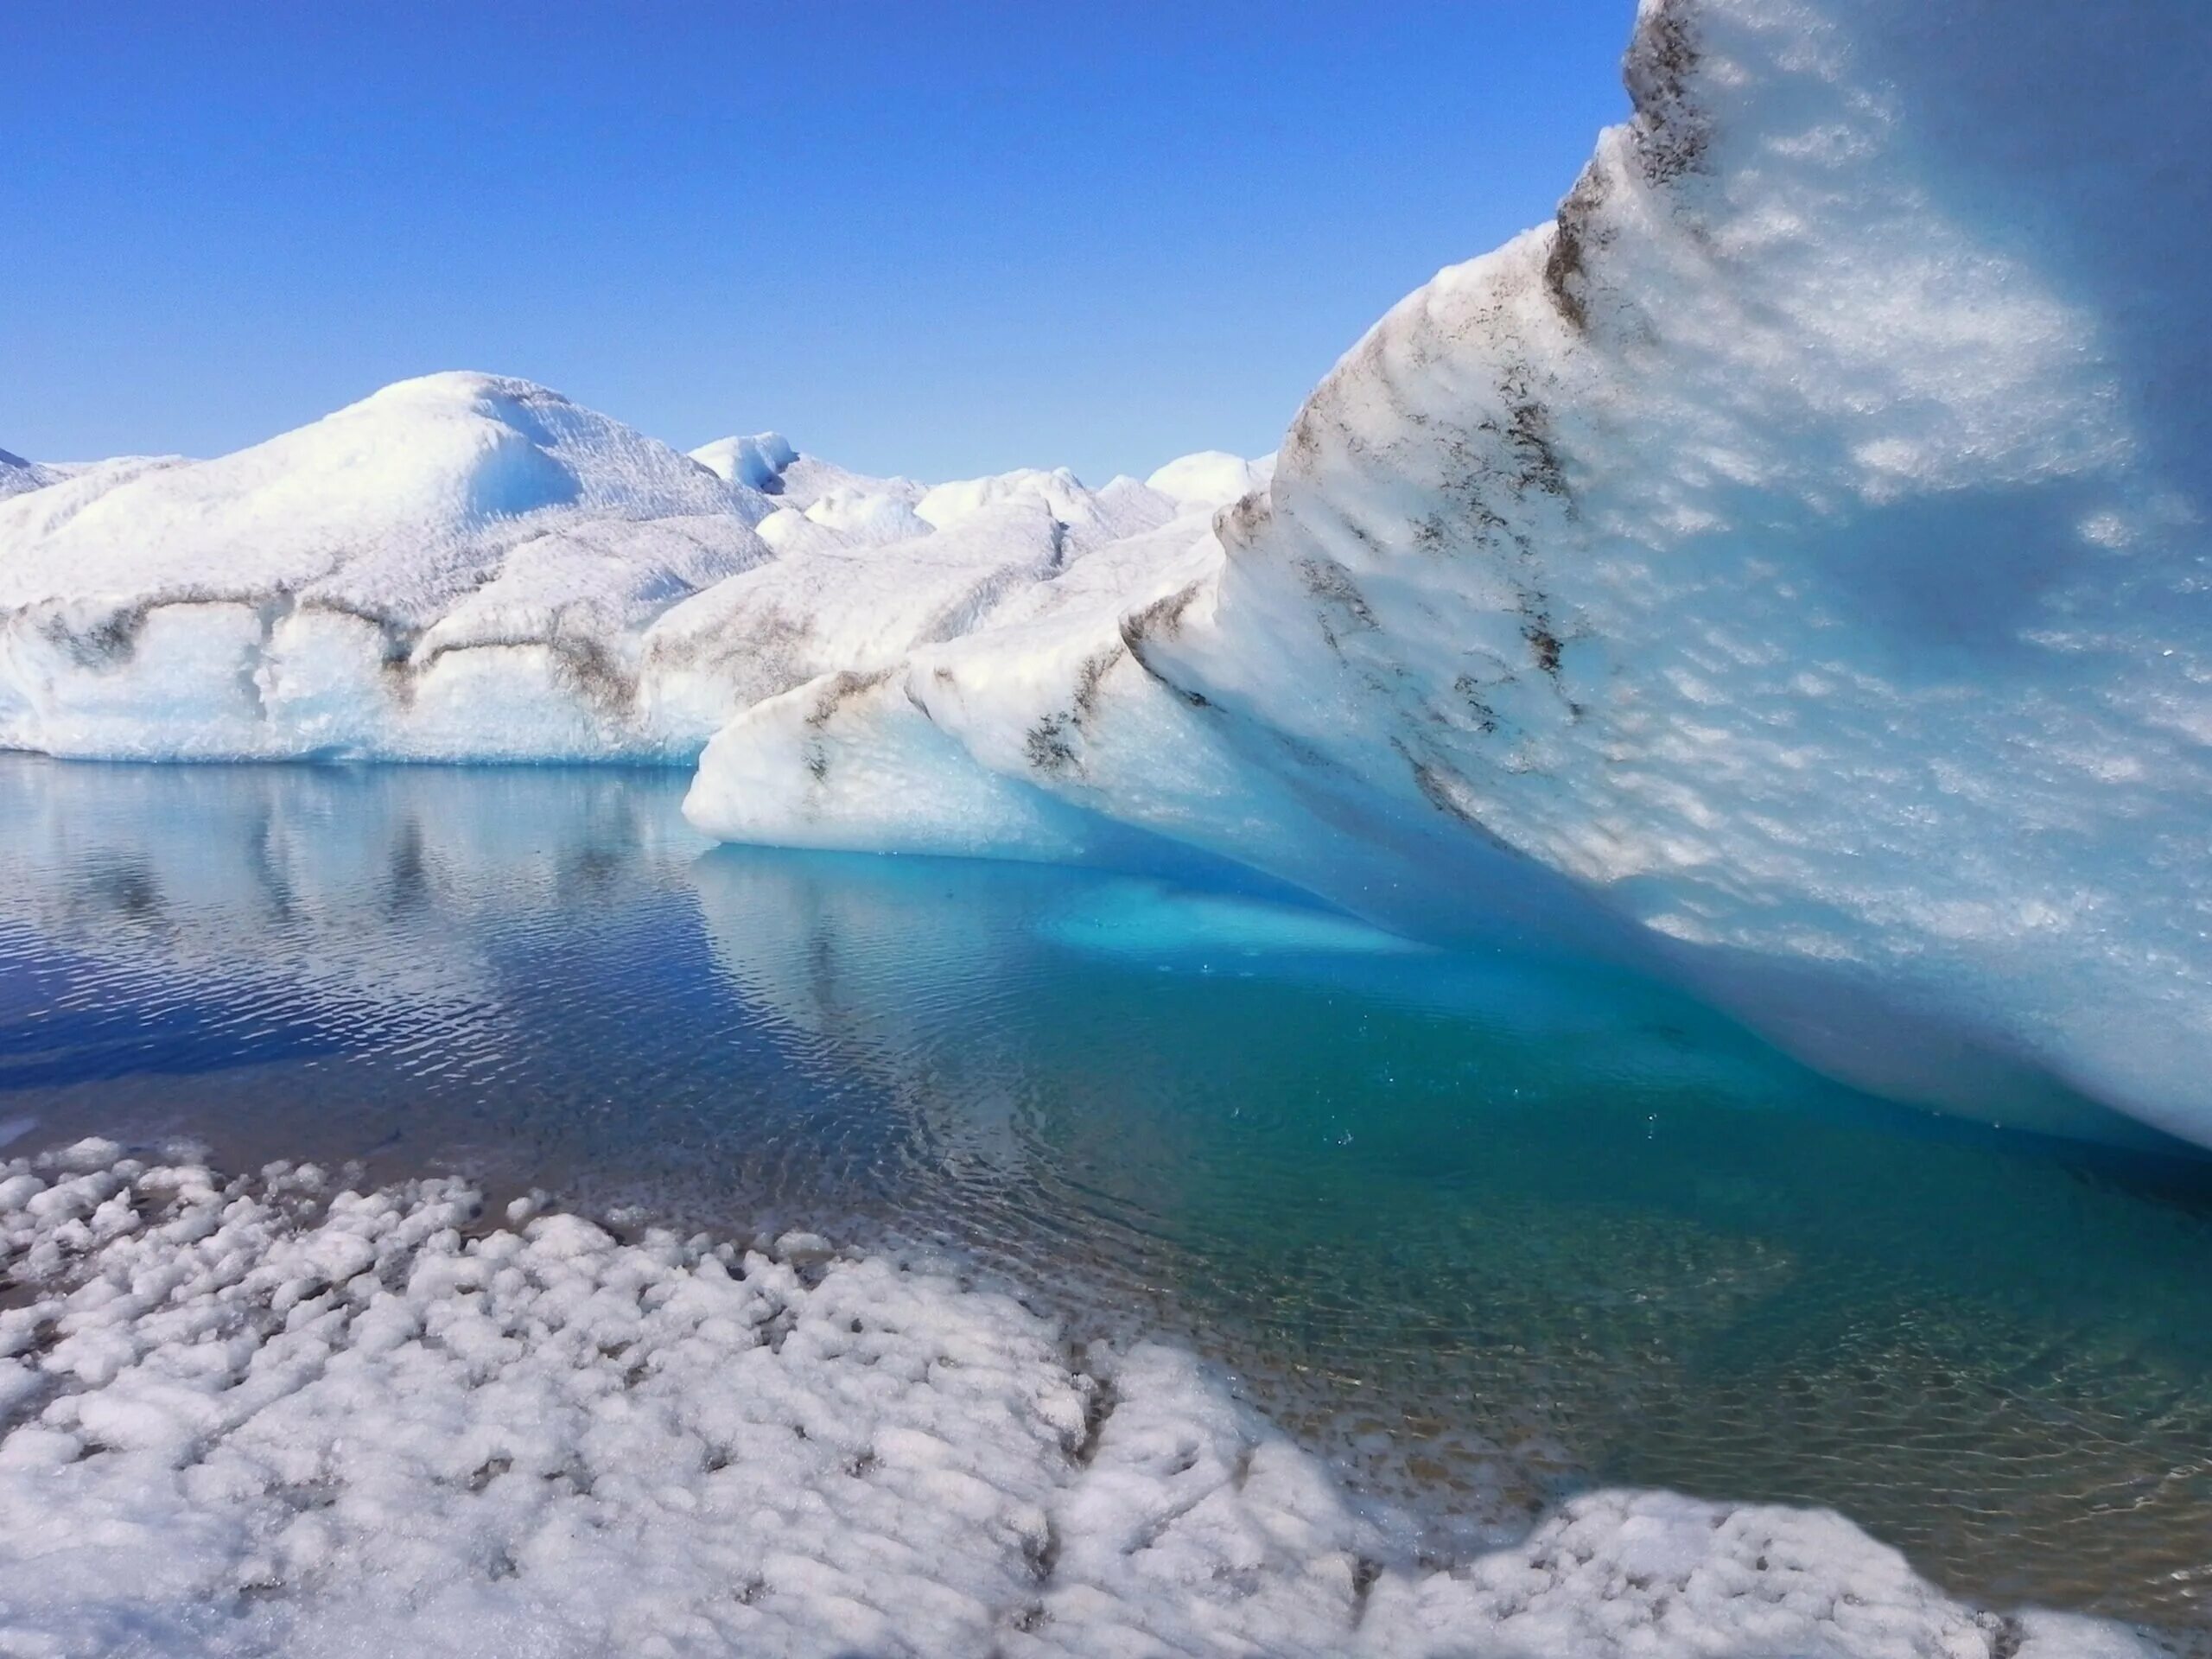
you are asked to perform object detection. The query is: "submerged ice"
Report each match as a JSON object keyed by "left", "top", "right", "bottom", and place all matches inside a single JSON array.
[{"left": 3, "top": 0, "right": 2209, "bottom": 1145}]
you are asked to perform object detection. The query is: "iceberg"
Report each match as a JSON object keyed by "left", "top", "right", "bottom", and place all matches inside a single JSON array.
[
  {"left": 685, "top": 0, "right": 2212, "bottom": 1147},
  {"left": 0, "top": 378, "right": 1230, "bottom": 767},
  {"left": 0, "top": 373, "right": 781, "bottom": 760}
]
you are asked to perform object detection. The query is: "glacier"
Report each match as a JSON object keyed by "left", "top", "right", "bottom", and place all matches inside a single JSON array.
[{"left": 3, "top": 0, "right": 2209, "bottom": 1148}]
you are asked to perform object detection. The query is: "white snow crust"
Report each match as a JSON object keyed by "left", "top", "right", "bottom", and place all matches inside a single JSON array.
[
  {"left": 687, "top": 431, "right": 798, "bottom": 493},
  {"left": 0, "top": 1141, "right": 2149, "bottom": 1659},
  {"left": 1142, "top": 450, "right": 1274, "bottom": 512}
]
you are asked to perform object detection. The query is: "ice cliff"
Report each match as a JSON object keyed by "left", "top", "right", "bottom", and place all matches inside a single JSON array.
[
  {"left": 4, "top": 0, "right": 2209, "bottom": 1143},
  {"left": 685, "top": 0, "right": 2212, "bottom": 1146}
]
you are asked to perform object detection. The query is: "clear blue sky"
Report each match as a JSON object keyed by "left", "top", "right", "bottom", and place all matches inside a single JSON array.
[{"left": 3, "top": 3, "right": 1631, "bottom": 483}]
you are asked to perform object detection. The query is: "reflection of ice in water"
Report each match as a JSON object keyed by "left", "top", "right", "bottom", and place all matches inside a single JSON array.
[
  {"left": 0, "top": 759, "right": 712, "bottom": 1094},
  {"left": 5, "top": 757, "right": 2212, "bottom": 1625}
]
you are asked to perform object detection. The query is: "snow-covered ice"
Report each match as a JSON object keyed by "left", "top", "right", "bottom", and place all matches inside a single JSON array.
[
  {"left": 1142, "top": 450, "right": 1274, "bottom": 513},
  {"left": 0, "top": 1140, "right": 2153, "bottom": 1659},
  {"left": 0, "top": 449, "right": 64, "bottom": 502},
  {"left": 0, "top": 378, "right": 1234, "bottom": 769},
  {"left": 681, "top": 0, "right": 2212, "bottom": 1148},
  {"left": 0, "top": 374, "right": 777, "bottom": 761},
  {"left": 686, "top": 431, "right": 798, "bottom": 493}
]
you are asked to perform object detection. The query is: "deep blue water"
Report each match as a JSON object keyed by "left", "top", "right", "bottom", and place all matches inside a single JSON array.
[{"left": 3, "top": 756, "right": 2210, "bottom": 1624}]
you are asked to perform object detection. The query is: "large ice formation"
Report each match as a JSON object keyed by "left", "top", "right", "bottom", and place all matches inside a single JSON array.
[
  {"left": 0, "top": 1140, "right": 2148, "bottom": 1658},
  {"left": 0, "top": 373, "right": 776, "bottom": 760},
  {"left": 4, "top": 0, "right": 2209, "bottom": 1144},
  {"left": 684, "top": 0, "right": 2212, "bottom": 1147},
  {"left": 0, "top": 378, "right": 1230, "bottom": 766}
]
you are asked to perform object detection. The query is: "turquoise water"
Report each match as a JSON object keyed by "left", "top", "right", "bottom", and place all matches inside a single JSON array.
[{"left": 3, "top": 757, "right": 2210, "bottom": 1624}]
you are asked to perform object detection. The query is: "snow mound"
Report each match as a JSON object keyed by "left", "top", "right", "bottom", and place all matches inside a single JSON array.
[
  {"left": 916, "top": 466, "right": 1179, "bottom": 552},
  {"left": 688, "top": 432, "right": 925, "bottom": 518},
  {"left": 801, "top": 482, "right": 933, "bottom": 546},
  {"left": 686, "top": 0, "right": 2212, "bottom": 1148},
  {"left": 0, "top": 373, "right": 784, "bottom": 761},
  {"left": 0, "top": 1141, "right": 2147, "bottom": 1658},
  {"left": 688, "top": 430, "right": 798, "bottom": 492},
  {"left": 1144, "top": 449, "right": 1274, "bottom": 511},
  {"left": 0, "top": 372, "right": 762, "bottom": 622}
]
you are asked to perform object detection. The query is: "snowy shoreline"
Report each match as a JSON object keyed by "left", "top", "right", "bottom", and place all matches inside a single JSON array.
[{"left": 0, "top": 1137, "right": 2160, "bottom": 1657}]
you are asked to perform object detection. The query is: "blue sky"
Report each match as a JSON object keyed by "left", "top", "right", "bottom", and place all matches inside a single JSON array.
[{"left": 3, "top": 3, "right": 1631, "bottom": 482}]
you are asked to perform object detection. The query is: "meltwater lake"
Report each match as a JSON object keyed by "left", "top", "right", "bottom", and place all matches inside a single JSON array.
[{"left": 4, "top": 756, "right": 2212, "bottom": 1628}]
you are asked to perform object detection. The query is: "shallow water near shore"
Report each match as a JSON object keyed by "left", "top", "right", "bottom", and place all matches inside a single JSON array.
[{"left": 3, "top": 755, "right": 2211, "bottom": 1629}]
